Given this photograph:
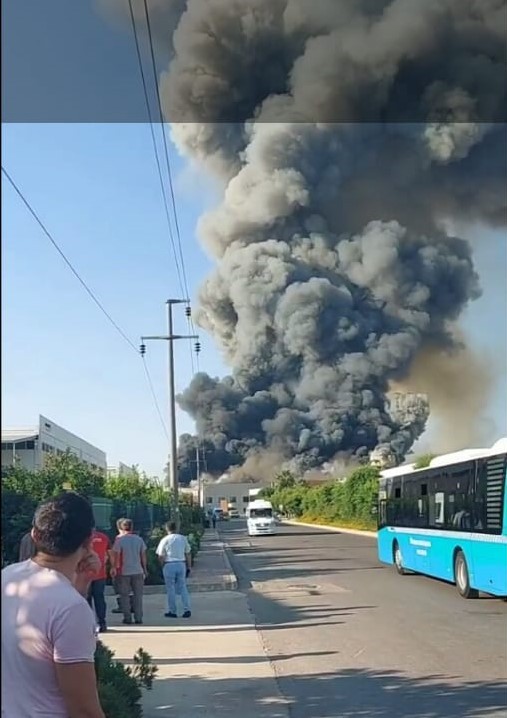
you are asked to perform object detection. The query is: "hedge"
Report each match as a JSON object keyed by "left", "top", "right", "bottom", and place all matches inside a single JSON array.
[
  {"left": 95, "top": 641, "right": 157, "bottom": 718},
  {"left": 263, "top": 465, "right": 379, "bottom": 530}
]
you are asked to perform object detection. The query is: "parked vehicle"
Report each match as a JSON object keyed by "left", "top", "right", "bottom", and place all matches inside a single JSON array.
[
  {"left": 229, "top": 508, "right": 240, "bottom": 519},
  {"left": 213, "top": 508, "right": 225, "bottom": 521}
]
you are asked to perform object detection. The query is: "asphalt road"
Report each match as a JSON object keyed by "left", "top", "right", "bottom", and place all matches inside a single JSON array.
[{"left": 220, "top": 520, "right": 507, "bottom": 718}]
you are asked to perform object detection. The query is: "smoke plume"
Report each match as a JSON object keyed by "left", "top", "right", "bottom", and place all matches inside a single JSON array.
[{"left": 143, "top": 0, "right": 506, "bottom": 478}]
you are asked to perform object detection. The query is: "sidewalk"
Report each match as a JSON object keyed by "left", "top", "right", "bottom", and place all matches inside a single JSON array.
[
  {"left": 188, "top": 529, "right": 238, "bottom": 592},
  {"left": 106, "top": 528, "right": 237, "bottom": 594},
  {"left": 101, "top": 536, "right": 288, "bottom": 718}
]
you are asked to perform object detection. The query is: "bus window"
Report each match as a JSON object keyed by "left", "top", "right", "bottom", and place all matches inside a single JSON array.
[{"left": 433, "top": 491, "right": 445, "bottom": 526}]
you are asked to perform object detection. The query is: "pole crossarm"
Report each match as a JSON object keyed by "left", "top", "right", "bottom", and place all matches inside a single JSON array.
[{"left": 142, "top": 334, "right": 198, "bottom": 341}]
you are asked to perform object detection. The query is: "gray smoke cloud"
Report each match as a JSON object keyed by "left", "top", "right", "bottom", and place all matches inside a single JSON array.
[{"left": 145, "top": 0, "right": 507, "bottom": 479}]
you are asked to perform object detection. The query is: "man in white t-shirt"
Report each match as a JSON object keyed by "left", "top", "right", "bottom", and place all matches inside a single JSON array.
[
  {"left": 1, "top": 492, "right": 105, "bottom": 718},
  {"left": 156, "top": 521, "right": 192, "bottom": 619}
]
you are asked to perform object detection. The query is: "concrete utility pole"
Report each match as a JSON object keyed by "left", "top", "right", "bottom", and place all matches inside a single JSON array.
[
  {"left": 141, "top": 299, "right": 198, "bottom": 528},
  {"left": 195, "top": 446, "right": 201, "bottom": 507}
]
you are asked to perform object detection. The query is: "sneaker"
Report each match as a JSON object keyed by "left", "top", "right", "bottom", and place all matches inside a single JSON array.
[
  {"left": 98, "top": 625, "right": 108, "bottom": 633},
  {"left": 122, "top": 618, "right": 133, "bottom": 625},
  {"left": 164, "top": 612, "right": 177, "bottom": 618},
  {"left": 182, "top": 611, "right": 192, "bottom": 619},
  {"left": 134, "top": 620, "right": 143, "bottom": 625}
]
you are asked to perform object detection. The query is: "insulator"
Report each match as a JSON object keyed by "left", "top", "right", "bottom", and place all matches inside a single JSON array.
[
  {"left": 140, "top": 343, "right": 146, "bottom": 356},
  {"left": 185, "top": 305, "right": 192, "bottom": 318},
  {"left": 195, "top": 341, "right": 201, "bottom": 354}
]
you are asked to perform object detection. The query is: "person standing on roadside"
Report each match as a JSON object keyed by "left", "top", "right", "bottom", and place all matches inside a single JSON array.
[
  {"left": 87, "top": 528, "right": 112, "bottom": 633},
  {"left": 1, "top": 492, "right": 105, "bottom": 718},
  {"left": 112, "top": 519, "right": 147, "bottom": 625},
  {"left": 156, "top": 521, "right": 192, "bottom": 619}
]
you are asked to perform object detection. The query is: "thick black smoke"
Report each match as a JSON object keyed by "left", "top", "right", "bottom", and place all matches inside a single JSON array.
[{"left": 152, "top": 0, "right": 507, "bottom": 479}]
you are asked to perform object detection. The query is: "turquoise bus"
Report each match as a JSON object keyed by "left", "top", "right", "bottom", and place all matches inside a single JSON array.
[{"left": 377, "top": 439, "right": 507, "bottom": 598}]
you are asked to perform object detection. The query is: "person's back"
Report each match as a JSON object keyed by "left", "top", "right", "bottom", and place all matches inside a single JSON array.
[
  {"left": 113, "top": 521, "right": 147, "bottom": 625},
  {"left": 1, "top": 560, "right": 96, "bottom": 717},
  {"left": 156, "top": 523, "right": 192, "bottom": 619},
  {"left": 114, "top": 532, "right": 145, "bottom": 576},
  {"left": 157, "top": 532, "right": 190, "bottom": 562}
]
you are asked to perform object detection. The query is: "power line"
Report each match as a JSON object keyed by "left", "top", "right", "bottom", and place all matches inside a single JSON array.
[
  {"left": 141, "top": 0, "right": 190, "bottom": 302},
  {"left": 132, "top": 0, "right": 200, "bottom": 377},
  {"left": 2, "top": 164, "right": 169, "bottom": 441},
  {"left": 142, "top": 355, "right": 169, "bottom": 439},
  {"left": 2, "top": 165, "right": 139, "bottom": 354},
  {"left": 126, "top": 0, "right": 186, "bottom": 299}
]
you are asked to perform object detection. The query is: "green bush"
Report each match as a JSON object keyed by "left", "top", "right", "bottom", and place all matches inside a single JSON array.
[
  {"left": 95, "top": 642, "right": 157, "bottom": 718},
  {"left": 269, "top": 465, "right": 379, "bottom": 530},
  {"left": 1, "top": 490, "right": 37, "bottom": 564},
  {"left": 1, "top": 453, "right": 204, "bottom": 568},
  {"left": 145, "top": 547, "right": 163, "bottom": 585},
  {"left": 414, "top": 453, "right": 436, "bottom": 469},
  {"left": 187, "top": 532, "right": 200, "bottom": 558}
]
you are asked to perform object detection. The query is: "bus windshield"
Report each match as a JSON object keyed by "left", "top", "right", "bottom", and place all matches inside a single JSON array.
[{"left": 250, "top": 508, "right": 272, "bottom": 518}]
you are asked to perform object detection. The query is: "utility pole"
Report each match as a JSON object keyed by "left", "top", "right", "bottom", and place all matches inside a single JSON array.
[
  {"left": 141, "top": 299, "right": 198, "bottom": 528},
  {"left": 195, "top": 446, "right": 201, "bottom": 507}
]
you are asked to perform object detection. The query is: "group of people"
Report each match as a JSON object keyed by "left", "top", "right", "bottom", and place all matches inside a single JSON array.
[{"left": 1, "top": 490, "right": 194, "bottom": 716}]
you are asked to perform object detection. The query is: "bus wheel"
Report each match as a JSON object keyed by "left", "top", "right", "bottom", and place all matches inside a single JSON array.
[
  {"left": 454, "top": 551, "right": 478, "bottom": 599},
  {"left": 393, "top": 541, "right": 407, "bottom": 575}
]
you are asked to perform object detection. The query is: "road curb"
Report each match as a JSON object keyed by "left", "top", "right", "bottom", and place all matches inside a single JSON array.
[
  {"left": 282, "top": 519, "right": 377, "bottom": 538},
  {"left": 219, "top": 539, "right": 239, "bottom": 591}
]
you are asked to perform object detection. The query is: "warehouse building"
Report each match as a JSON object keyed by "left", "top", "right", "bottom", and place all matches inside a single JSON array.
[
  {"left": 1, "top": 414, "right": 106, "bottom": 472},
  {"left": 201, "top": 480, "right": 264, "bottom": 512}
]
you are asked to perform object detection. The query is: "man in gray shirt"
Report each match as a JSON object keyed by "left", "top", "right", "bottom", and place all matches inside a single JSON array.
[{"left": 112, "top": 519, "right": 147, "bottom": 625}]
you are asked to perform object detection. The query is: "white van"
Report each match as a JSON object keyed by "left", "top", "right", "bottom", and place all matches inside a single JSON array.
[{"left": 246, "top": 499, "right": 276, "bottom": 536}]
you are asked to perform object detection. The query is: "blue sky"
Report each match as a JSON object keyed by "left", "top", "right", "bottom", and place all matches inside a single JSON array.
[
  {"left": 2, "top": 123, "right": 506, "bottom": 477},
  {"left": 2, "top": 123, "right": 226, "bottom": 476}
]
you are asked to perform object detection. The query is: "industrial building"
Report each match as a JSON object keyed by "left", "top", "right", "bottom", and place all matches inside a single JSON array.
[
  {"left": 107, "top": 462, "right": 136, "bottom": 478},
  {"left": 201, "top": 480, "right": 264, "bottom": 512},
  {"left": 1, "top": 414, "right": 107, "bottom": 472}
]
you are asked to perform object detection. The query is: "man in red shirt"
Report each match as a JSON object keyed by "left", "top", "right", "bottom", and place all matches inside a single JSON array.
[{"left": 86, "top": 528, "right": 111, "bottom": 633}]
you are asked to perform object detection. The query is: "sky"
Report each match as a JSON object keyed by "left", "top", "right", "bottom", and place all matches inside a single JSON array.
[
  {"left": 2, "top": 122, "right": 506, "bottom": 477},
  {"left": 2, "top": 0, "right": 506, "bottom": 478},
  {"left": 2, "top": 122, "right": 226, "bottom": 477}
]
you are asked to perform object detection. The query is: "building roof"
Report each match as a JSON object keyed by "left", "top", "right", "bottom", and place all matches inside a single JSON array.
[{"left": 1, "top": 428, "right": 38, "bottom": 443}]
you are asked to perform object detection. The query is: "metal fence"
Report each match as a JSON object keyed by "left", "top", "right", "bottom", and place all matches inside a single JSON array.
[{"left": 91, "top": 497, "right": 170, "bottom": 541}]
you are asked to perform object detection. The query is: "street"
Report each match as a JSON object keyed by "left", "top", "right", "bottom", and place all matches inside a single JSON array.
[{"left": 221, "top": 520, "right": 507, "bottom": 718}]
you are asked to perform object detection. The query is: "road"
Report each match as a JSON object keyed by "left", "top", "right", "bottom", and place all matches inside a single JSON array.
[{"left": 220, "top": 520, "right": 507, "bottom": 718}]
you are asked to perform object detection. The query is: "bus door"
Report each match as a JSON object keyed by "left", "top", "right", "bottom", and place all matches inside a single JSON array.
[
  {"left": 470, "top": 456, "right": 507, "bottom": 594},
  {"left": 409, "top": 482, "right": 431, "bottom": 573}
]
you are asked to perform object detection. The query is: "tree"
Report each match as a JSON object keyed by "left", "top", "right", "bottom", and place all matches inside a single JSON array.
[
  {"left": 274, "top": 470, "right": 297, "bottom": 489},
  {"left": 43, "top": 451, "right": 105, "bottom": 497},
  {"left": 103, "top": 466, "right": 170, "bottom": 507},
  {"left": 2, "top": 450, "right": 105, "bottom": 501}
]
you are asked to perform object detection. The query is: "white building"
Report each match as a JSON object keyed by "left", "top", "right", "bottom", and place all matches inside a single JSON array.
[
  {"left": 201, "top": 481, "right": 265, "bottom": 513},
  {"left": 1, "top": 414, "right": 107, "bottom": 472},
  {"left": 107, "top": 462, "right": 136, "bottom": 478}
]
